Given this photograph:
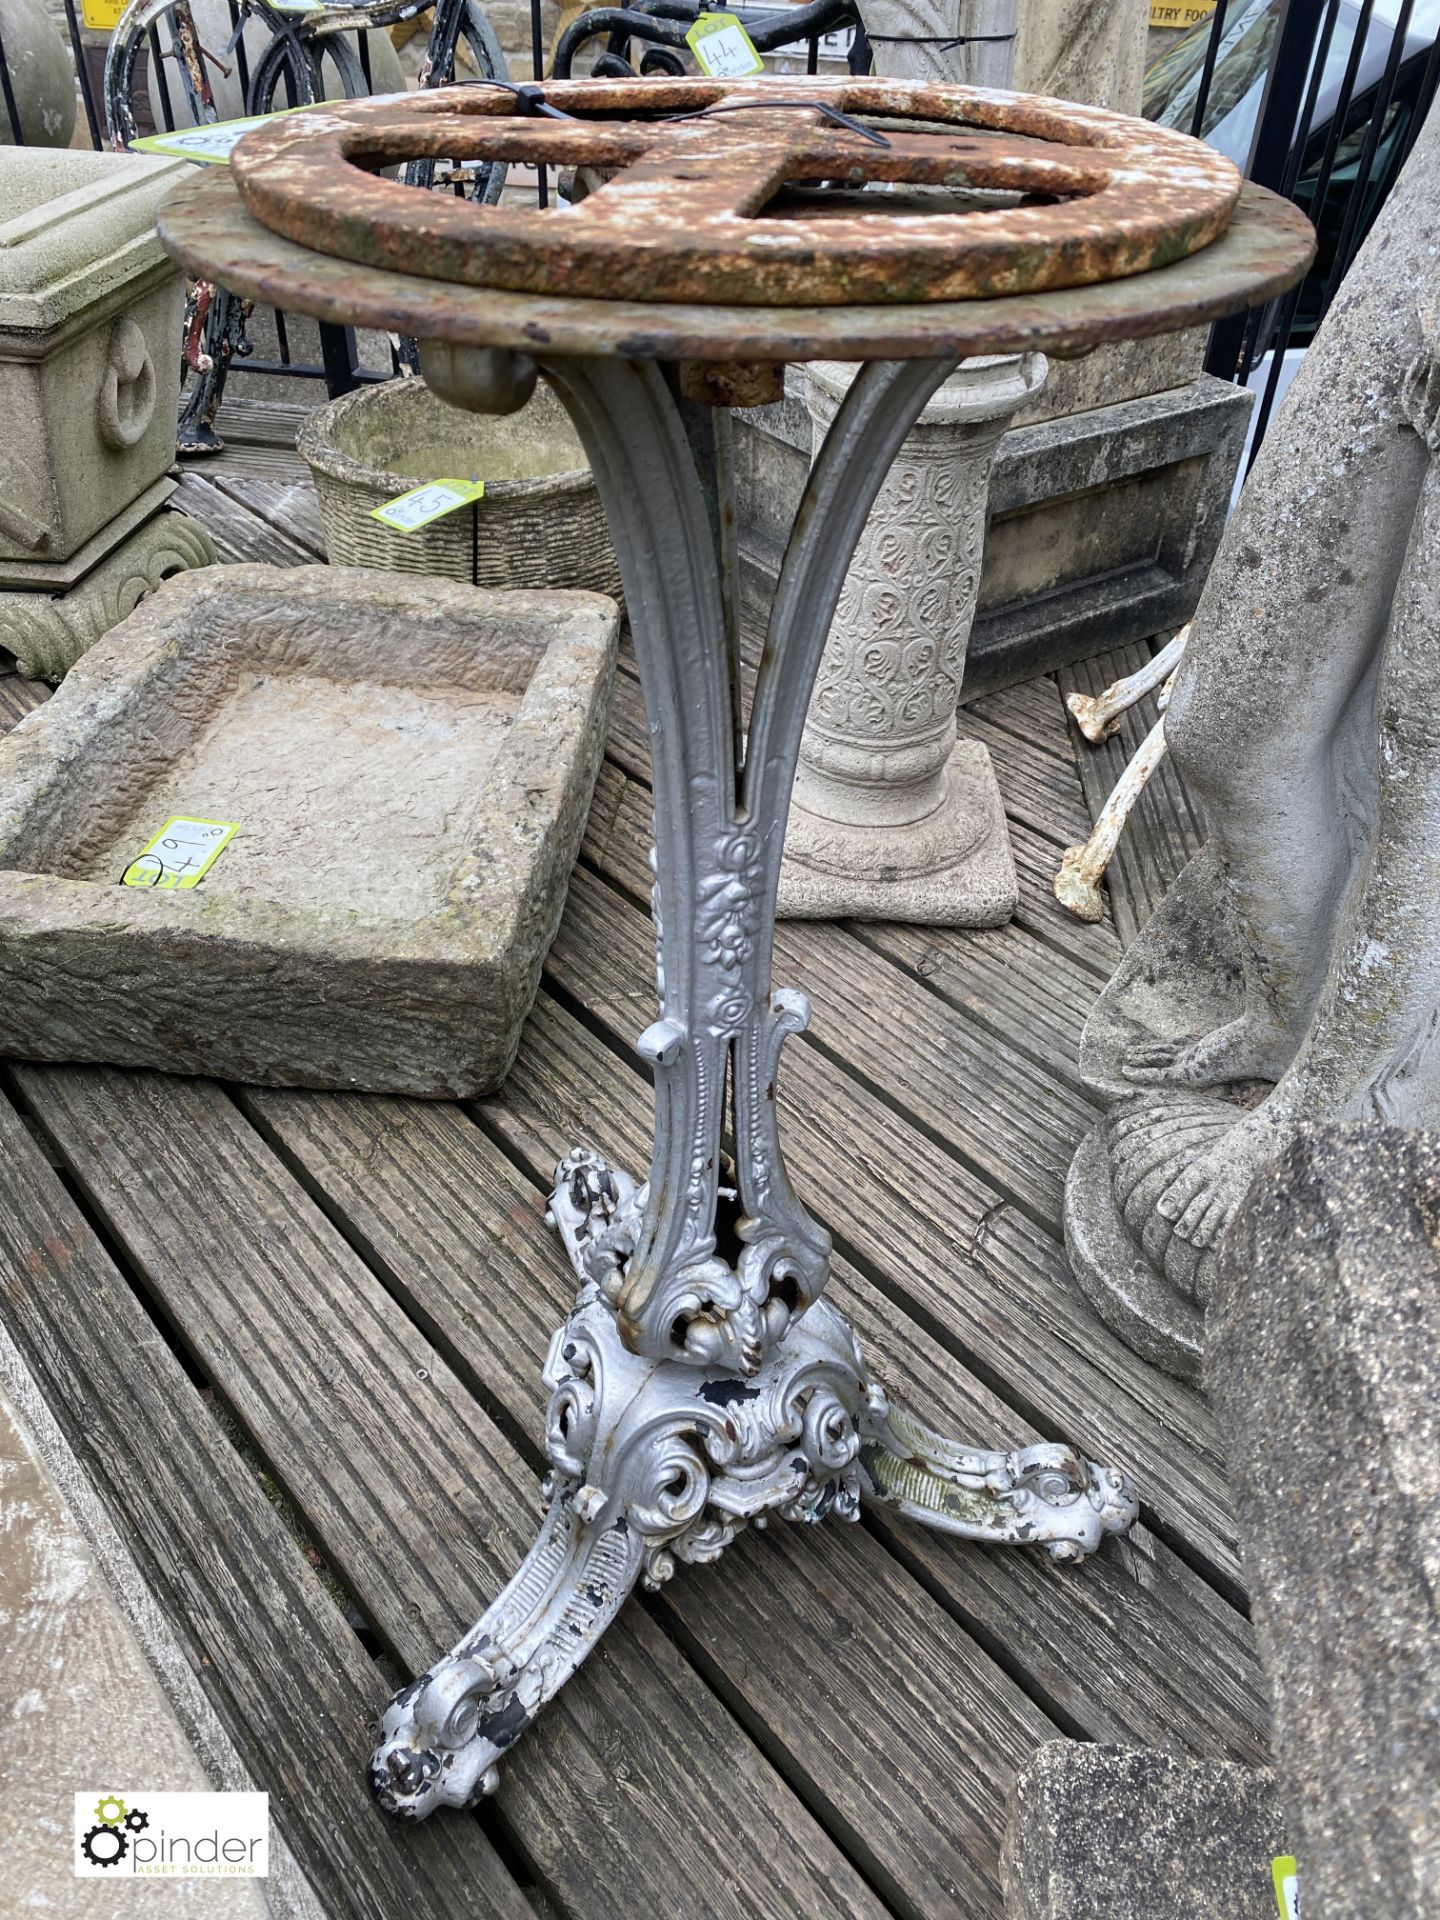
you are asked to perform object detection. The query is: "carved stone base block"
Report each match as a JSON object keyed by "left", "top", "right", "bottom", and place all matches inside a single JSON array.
[
  {"left": 1063, "top": 1126, "right": 1204, "bottom": 1382},
  {"left": 780, "top": 353, "right": 1044, "bottom": 926},
  {"left": 778, "top": 734, "right": 1018, "bottom": 924},
  {"left": 0, "top": 511, "right": 217, "bottom": 681}
]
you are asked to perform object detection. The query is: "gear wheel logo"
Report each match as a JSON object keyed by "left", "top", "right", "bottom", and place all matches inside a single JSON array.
[
  {"left": 81, "top": 1824, "right": 129, "bottom": 1868},
  {"left": 93, "top": 1795, "right": 127, "bottom": 1827},
  {"left": 124, "top": 1808, "right": 150, "bottom": 1833}
]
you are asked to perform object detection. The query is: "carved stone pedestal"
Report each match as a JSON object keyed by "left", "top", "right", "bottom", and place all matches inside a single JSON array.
[
  {"left": 779, "top": 353, "right": 1043, "bottom": 924},
  {"left": 0, "top": 146, "right": 213, "bottom": 678},
  {"left": 0, "top": 503, "right": 216, "bottom": 682}
]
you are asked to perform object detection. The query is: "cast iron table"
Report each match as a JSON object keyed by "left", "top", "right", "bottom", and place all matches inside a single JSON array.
[{"left": 157, "top": 75, "right": 1313, "bottom": 1819}]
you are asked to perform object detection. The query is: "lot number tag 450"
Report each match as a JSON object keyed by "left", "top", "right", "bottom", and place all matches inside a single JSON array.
[{"left": 370, "top": 479, "right": 486, "bottom": 531}]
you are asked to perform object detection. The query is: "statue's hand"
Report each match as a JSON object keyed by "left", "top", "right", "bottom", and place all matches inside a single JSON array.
[{"left": 1121, "top": 1014, "right": 1291, "bottom": 1090}]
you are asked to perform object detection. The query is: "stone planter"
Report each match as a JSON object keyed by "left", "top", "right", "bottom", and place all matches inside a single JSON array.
[
  {"left": 0, "top": 146, "right": 215, "bottom": 679},
  {"left": 0, "top": 565, "right": 619, "bottom": 1095},
  {"left": 779, "top": 354, "right": 1044, "bottom": 924},
  {"left": 299, "top": 375, "right": 622, "bottom": 600}
]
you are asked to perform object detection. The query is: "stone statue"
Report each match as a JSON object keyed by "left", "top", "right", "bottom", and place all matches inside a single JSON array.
[
  {"left": 856, "top": 0, "right": 1016, "bottom": 85},
  {"left": 1065, "top": 93, "right": 1440, "bottom": 1379}
]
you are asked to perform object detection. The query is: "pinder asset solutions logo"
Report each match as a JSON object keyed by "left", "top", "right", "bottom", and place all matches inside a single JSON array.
[{"left": 75, "top": 1792, "right": 269, "bottom": 1878}]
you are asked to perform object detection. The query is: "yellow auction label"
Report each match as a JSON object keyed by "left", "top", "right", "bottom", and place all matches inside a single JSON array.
[
  {"left": 686, "top": 11, "right": 764, "bottom": 77},
  {"left": 80, "top": 0, "right": 127, "bottom": 29},
  {"left": 129, "top": 103, "right": 322, "bottom": 165},
  {"left": 1149, "top": 1, "right": 1217, "bottom": 26},
  {"left": 1271, "top": 1856, "right": 1298, "bottom": 1919},
  {"left": 370, "top": 478, "right": 486, "bottom": 531},
  {"left": 121, "top": 816, "right": 240, "bottom": 890}
]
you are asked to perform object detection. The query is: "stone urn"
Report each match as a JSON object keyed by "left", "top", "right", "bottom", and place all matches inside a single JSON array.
[
  {"left": 779, "top": 352, "right": 1045, "bottom": 924},
  {"left": 0, "top": 148, "right": 215, "bottom": 680}
]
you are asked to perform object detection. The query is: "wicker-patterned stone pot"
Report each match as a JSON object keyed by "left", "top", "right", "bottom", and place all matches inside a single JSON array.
[{"left": 299, "top": 375, "right": 622, "bottom": 600}]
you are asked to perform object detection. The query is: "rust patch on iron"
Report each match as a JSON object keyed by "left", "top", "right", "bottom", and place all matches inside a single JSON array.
[
  {"left": 158, "top": 164, "right": 1315, "bottom": 367},
  {"left": 678, "top": 359, "right": 785, "bottom": 408}
]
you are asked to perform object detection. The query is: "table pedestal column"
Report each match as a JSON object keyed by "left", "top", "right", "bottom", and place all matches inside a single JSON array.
[{"left": 369, "top": 349, "right": 1138, "bottom": 1821}]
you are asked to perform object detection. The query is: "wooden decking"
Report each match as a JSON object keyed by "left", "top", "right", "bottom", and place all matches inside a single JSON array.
[{"left": 0, "top": 415, "right": 1262, "bottom": 1920}]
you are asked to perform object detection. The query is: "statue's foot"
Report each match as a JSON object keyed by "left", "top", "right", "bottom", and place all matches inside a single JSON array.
[
  {"left": 1110, "top": 1095, "right": 1298, "bottom": 1307},
  {"left": 1121, "top": 1015, "right": 1293, "bottom": 1089}
]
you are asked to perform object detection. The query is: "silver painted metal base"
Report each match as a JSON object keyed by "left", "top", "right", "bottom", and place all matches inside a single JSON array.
[
  {"left": 364, "top": 345, "right": 1140, "bottom": 1821},
  {"left": 371, "top": 1147, "right": 1138, "bottom": 1818}
]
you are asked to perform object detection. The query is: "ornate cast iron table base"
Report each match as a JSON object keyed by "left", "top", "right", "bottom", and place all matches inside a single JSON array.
[
  {"left": 365, "top": 346, "right": 1139, "bottom": 1820},
  {"left": 372, "top": 1146, "right": 1138, "bottom": 1817},
  {"left": 153, "top": 78, "right": 1314, "bottom": 1820}
]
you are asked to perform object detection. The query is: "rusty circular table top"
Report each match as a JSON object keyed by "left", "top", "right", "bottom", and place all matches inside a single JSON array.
[
  {"left": 159, "top": 76, "right": 1315, "bottom": 364},
  {"left": 228, "top": 78, "right": 1248, "bottom": 309}
]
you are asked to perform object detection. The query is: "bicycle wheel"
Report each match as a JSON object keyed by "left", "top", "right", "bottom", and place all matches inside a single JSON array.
[
  {"left": 244, "top": 0, "right": 407, "bottom": 112},
  {"left": 409, "top": 0, "right": 509, "bottom": 205},
  {"left": 104, "top": 0, "right": 219, "bottom": 146},
  {"left": 246, "top": 18, "right": 366, "bottom": 112}
]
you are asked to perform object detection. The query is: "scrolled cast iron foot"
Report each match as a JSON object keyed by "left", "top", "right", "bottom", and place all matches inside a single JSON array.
[
  {"left": 370, "top": 1150, "right": 1138, "bottom": 1817},
  {"left": 859, "top": 1394, "right": 1138, "bottom": 1562}
]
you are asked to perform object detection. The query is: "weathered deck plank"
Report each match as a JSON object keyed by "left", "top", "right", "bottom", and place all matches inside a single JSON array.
[
  {"left": 172, "top": 473, "right": 321, "bottom": 568},
  {"left": 960, "top": 709, "right": 1095, "bottom": 850},
  {"left": 0, "top": 1084, "right": 533, "bottom": 1920},
  {"left": 19, "top": 1061, "right": 886, "bottom": 1920},
  {"left": 0, "top": 672, "right": 48, "bottom": 724}
]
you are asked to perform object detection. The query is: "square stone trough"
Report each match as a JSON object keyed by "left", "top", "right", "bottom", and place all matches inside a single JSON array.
[{"left": 0, "top": 565, "right": 619, "bottom": 1094}]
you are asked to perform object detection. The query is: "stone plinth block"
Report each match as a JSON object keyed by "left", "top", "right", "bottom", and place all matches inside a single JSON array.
[
  {"left": 0, "top": 147, "right": 188, "bottom": 575},
  {"left": 0, "top": 565, "right": 618, "bottom": 1095},
  {"left": 1211, "top": 1126, "right": 1440, "bottom": 1919},
  {"left": 1002, "top": 1742, "right": 1287, "bottom": 1920},
  {"left": 780, "top": 734, "right": 1016, "bottom": 922}
]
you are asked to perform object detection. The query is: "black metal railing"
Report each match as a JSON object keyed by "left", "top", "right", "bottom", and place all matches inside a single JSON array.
[
  {"left": 6, "top": 0, "right": 1434, "bottom": 446},
  {"left": 1153, "top": 0, "right": 1440, "bottom": 469}
]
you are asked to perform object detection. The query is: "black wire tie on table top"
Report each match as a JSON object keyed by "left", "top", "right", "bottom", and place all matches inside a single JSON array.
[
  {"left": 865, "top": 29, "right": 1014, "bottom": 46},
  {"left": 664, "top": 99, "right": 891, "bottom": 144},
  {"left": 465, "top": 82, "right": 891, "bottom": 146},
  {"left": 474, "top": 79, "right": 579, "bottom": 120}
]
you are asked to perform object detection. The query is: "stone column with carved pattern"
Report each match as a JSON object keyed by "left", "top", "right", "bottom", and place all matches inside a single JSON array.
[{"left": 778, "top": 351, "right": 1045, "bottom": 923}]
